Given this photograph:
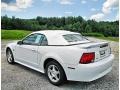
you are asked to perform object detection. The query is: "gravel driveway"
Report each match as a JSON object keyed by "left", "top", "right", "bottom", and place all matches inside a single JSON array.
[{"left": 1, "top": 37, "right": 119, "bottom": 90}]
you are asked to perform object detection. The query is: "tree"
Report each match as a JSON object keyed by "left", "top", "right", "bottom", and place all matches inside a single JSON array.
[
  {"left": 85, "top": 24, "right": 92, "bottom": 33},
  {"left": 1, "top": 15, "right": 119, "bottom": 37}
]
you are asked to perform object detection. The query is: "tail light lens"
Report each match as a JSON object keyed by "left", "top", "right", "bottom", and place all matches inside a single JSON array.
[{"left": 79, "top": 52, "right": 95, "bottom": 64}]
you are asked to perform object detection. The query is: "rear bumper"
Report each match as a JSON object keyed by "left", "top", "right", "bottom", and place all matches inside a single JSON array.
[{"left": 64, "top": 54, "right": 114, "bottom": 82}]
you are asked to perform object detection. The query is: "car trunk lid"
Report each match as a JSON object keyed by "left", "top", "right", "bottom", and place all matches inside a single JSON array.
[{"left": 74, "top": 41, "right": 111, "bottom": 62}]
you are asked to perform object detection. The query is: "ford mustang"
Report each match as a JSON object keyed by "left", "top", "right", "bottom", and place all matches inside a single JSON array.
[{"left": 6, "top": 30, "right": 114, "bottom": 85}]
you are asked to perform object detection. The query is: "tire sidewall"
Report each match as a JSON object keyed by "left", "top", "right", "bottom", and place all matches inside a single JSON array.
[
  {"left": 6, "top": 49, "right": 14, "bottom": 64},
  {"left": 46, "top": 61, "right": 66, "bottom": 86}
]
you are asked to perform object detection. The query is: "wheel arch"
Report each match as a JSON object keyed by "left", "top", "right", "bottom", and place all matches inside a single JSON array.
[
  {"left": 6, "top": 46, "right": 15, "bottom": 53},
  {"left": 5, "top": 42, "right": 16, "bottom": 56},
  {"left": 6, "top": 47, "right": 12, "bottom": 54},
  {"left": 6, "top": 47, "right": 11, "bottom": 51},
  {"left": 44, "top": 58, "right": 61, "bottom": 69},
  {"left": 43, "top": 57, "right": 67, "bottom": 80}
]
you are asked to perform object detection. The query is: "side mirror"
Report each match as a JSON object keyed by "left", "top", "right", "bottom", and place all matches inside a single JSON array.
[{"left": 17, "top": 41, "right": 23, "bottom": 45}]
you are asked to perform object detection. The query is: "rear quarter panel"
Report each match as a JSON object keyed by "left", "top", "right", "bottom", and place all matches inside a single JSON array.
[{"left": 38, "top": 46, "right": 87, "bottom": 70}]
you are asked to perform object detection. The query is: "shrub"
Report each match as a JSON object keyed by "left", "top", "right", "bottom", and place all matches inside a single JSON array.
[{"left": 82, "top": 33, "right": 104, "bottom": 37}]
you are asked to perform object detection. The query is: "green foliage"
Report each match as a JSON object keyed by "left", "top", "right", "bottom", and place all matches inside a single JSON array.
[
  {"left": 1, "top": 30, "right": 32, "bottom": 40},
  {"left": 85, "top": 25, "right": 92, "bottom": 33},
  {"left": 82, "top": 33, "right": 104, "bottom": 37},
  {"left": 1, "top": 15, "right": 119, "bottom": 37},
  {"left": 96, "top": 37, "right": 119, "bottom": 42},
  {"left": 2, "top": 30, "right": 118, "bottom": 42}
]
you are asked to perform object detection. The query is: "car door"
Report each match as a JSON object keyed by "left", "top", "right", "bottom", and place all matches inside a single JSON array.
[{"left": 15, "top": 33, "right": 43, "bottom": 68}]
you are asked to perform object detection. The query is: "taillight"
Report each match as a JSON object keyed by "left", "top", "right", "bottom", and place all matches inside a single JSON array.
[{"left": 79, "top": 52, "right": 95, "bottom": 64}]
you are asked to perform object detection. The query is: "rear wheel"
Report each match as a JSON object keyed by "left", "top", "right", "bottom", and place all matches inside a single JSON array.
[
  {"left": 6, "top": 49, "right": 15, "bottom": 64},
  {"left": 46, "top": 61, "right": 66, "bottom": 86}
]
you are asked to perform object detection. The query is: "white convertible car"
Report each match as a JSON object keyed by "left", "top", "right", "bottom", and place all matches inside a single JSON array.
[{"left": 6, "top": 30, "right": 114, "bottom": 85}]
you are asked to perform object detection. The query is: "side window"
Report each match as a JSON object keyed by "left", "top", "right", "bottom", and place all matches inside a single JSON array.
[
  {"left": 22, "top": 34, "right": 42, "bottom": 45},
  {"left": 41, "top": 35, "right": 48, "bottom": 46},
  {"left": 35, "top": 34, "right": 42, "bottom": 44}
]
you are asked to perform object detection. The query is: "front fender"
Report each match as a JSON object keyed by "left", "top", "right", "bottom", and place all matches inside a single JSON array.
[{"left": 5, "top": 42, "right": 17, "bottom": 56}]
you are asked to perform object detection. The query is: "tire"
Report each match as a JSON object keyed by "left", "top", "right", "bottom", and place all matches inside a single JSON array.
[
  {"left": 45, "top": 61, "right": 66, "bottom": 86},
  {"left": 6, "top": 49, "right": 15, "bottom": 64}
]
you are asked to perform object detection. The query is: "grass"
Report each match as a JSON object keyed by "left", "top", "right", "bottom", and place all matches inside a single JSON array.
[
  {"left": 1, "top": 30, "right": 32, "bottom": 40},
  {"left": 82, "top": 33, "right": 119, "bottom": 42},
  {"left": 95, "top": 37, "right": 119, "bottom": 42},
  {"left": 1, "top": 30, "right": 119, "bottom": 42},
  {"left": 82, "top": 33, "right": 104, "bottom": 37}
]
